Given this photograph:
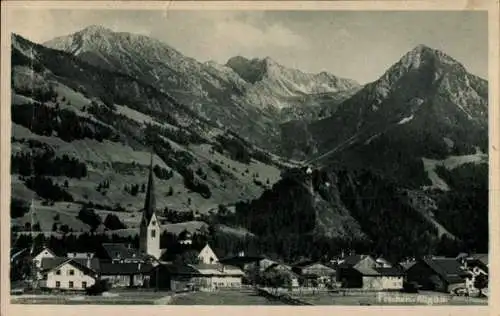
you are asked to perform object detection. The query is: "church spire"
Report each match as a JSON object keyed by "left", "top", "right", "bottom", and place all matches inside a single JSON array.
[{"left": 143, "top": 152, "right": 156, "bottom": 224}]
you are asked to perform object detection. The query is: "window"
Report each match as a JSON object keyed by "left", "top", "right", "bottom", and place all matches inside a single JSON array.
[
  {"left": 56, "top": 269, "right": 61, "bottom": 275},
  {"left": 151, "top": 229, "right": 156, "bottom": 238},
  {"left": 69, "top": 269, "right": 75, "bottom": 276},
  {"left": 82, "top": 282, "right": 87, "bottom": 288},
  {"left": 152, "top": 220, "right": 156, "bottom": 226},
  {"left": 55, "top": 281, "right": 61, "bottom": 288},
  {"left": 69, "top": 281, "right": 74, "bottom": 288}
]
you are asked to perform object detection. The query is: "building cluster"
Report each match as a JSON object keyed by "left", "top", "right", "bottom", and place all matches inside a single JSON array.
[{"left": 10, "top": 156, "right": 489, "bottom": 297}]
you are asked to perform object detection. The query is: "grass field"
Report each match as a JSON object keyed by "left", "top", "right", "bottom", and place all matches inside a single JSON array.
[
  {"left": 171, "top": 289, "right": 285, "bottom": 305},
  {"left": 11, "top": 290, "right": 172, "bottom": 305},
  {"left": 291, "top": 291, "right": 488, "bottom": 306}
]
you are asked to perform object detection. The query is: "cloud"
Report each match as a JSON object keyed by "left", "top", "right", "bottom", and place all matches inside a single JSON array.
[
  {"left": 213, "top": 19, "right": 307, "bottom": 49},
  {"left": 175, "top": 11, "right": 309, "bottom": 63}
]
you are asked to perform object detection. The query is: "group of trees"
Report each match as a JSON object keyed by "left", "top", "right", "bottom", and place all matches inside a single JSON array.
[
  {"left": 11, "top": 151, "right": 87, "bottom": 179},
  {"left": 124, "top": 183, "right": 145, "bottom": 196},
  {"left": 433, "top": 163, "right": 488, "bottom": 253},
  {"left": 144, "top": 123, "right": 204, "bottom": 147},
  {"left": 77, "top": 205, "right": 127, "bottom": 231},
  {"left": 152, "top": 143, "right": 212, "bottom": 199},
  {"left": 153, "top": 165, "right": 174, "bottom": 180},
  {"left": 23, "top": 175, "right": 74, "bottom": 202},
  {"left": 11, "top": 198, "right": 31, "bottom": 219},
  {"left": 14, "top": 83, "right": 57, "bottom": 103},
  {"left": 183, "top": 169, "right": 212, "bottom": 199},
  {"left": 12, "top": 102, "right": 118, "bottom": 143},
  {"left": 96, "top": 180, "right": 110, "bottom": 192},
  {"left": 335, "top": 168, "right": 447, "bottom": 262},
  {"left": 215, "top": 135, "right": 252, "bottom": 164},
  {"left": 162, "top": 208, "right": 199, "bottom": 223},
  {"left": 77, "top": 206, "right": 102, "bottom": 231}
]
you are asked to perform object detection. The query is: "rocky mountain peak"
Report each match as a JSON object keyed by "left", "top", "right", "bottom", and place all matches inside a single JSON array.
[{"left": 78, "top": 25, "right": 114, "bottom": 36}]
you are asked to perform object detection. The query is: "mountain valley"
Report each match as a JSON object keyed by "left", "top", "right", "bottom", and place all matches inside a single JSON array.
[{"left": 10, "top": 28, "right": 489, "bottom": 261}]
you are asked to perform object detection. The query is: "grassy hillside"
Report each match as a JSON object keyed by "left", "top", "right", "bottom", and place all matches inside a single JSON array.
[{"left": 10, "top": 35, "right": 285, "bottom": 238}]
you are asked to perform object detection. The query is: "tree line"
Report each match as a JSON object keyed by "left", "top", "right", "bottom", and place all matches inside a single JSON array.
[{"left": 11, "top": 151, "right": 87, "bottom": 179}]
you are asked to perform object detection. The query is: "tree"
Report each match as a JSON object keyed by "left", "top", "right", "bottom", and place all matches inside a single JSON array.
[
  {"left": 174, "top": 250, "right": 200, "bottom": 265},
  {"left": 60, "top": 224, "right": 70, "bottom": 234},
  {"left": 77, "top": 206, "right": 102, "bottom": 230},
  {"left": 474, "top": 274, "right": 488, "bottom": 297},
  {"left": 32, "top": 222, "right": 41, "bottom": 231},
  {"left": 103, "top": 214, "right": 126, "bottom": 230},
  {"left": 130, "top": 184, "right": 139, "bottom": 196},
  {"left": 10, "top": 198, "right": 30, "bottom": 219}
]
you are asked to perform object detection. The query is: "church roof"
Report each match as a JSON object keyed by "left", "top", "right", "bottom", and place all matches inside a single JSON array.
[{"left": 142, "top": 153, "right": 157, "bottom": 225}]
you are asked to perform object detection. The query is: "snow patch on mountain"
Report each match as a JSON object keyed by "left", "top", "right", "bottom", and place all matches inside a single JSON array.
[{"left": 398, "top": 114, "right": 414, "bottom": 125}]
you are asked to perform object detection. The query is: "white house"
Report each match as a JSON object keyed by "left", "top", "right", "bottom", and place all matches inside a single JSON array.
[
  {"left": 197, "top": 244, "right": 219, "bottom": 264},
  {"left": 139, "top": 155, "right": 162, "bottom": 260},
  {"left": 32, "top": 247, "right": 56, "bottom": 269},
  {"left": 191, "top": 263, "right": 245, "bottom": 290},
  {"left": 39, "top": 258, "right": 98, "bottom": 291}
]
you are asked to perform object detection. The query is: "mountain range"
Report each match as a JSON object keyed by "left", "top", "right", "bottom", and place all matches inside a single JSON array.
[{"left": 10, "top": 25, "right": 489, "bottom": 261}]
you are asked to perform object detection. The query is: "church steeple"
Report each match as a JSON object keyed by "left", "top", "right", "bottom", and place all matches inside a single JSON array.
[
  {"left": 139, "top": 151, "right": 161, "bottom": 260},
  {"left": 143, "top": 152, "right": 156, "bottom": 224}
]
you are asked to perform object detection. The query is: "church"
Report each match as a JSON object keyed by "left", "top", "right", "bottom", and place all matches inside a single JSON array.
[
  {"left": 138, "top": 154, "right": 163, "bottom": 261},
  {"left": 24, "top": 153, "right": 237, "bottom": 290}
]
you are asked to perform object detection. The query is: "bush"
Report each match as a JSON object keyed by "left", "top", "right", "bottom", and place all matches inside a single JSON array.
[
  {"left": 103, "top": 214, "right": 126, "bottom": 230},
  {"left": 402, "top": 281, "right": 419, "bottom": 293},
  {"left": 11, "top": 198, "right": 30, "bottom": 219},
  {"left": 85, "top": 280, "right": 110, "bottom": 296},
  {"left": 77, "top": 206, "right": 102, "bottom": 230}
]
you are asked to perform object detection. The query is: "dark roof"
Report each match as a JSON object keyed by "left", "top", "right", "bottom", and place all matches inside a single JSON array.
[
  {"left": 469, "top": 253, "right": 488, "bottom": 266},
  {"left": 421, "top": 257, "right": 468, "bottom": 284},
  {"left": 101, "top": 243, "right": 144, "bottom": 260},
  {"left": 292, "top": 259, "right": 316, "bottom": 268},
  {"left": 338, "top": 255, "right": 367, "bottom": 268},
  {"left": 264, "top": 263, "right": 299, "bottom": 277},
  {"left": 155, "top": 263, "right": 202, "bottom": 276},
  {"left": 40, "top": 257, "right": 68, "bottom": 271},
  {"left": 100, "top": 262, "right": 154, "bottom": 275},
  {"left": 40, "top": 257, "right": 98, "bottom": 275},
  {"left": 142, "top": 154, "right": 157, "bottom": 225}
]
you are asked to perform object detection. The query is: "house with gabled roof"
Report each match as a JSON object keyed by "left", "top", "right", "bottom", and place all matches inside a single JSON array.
[
  {"left": 191, "top": 263, "right": 245, "bottom": 289},
  {"left": 292, "top": 260, "right": 337, "bottom": 288},
  {"left": 38, "top": 257, "right": 99, "bottom": 291},
  {"left": 32, "top": 246, "right": 57, "bottom": 269},
  {"left": 337, "top": 254, "right": 404, "bottom": 290},
  {"left": 406, "top": 256, "right": 469, "bottom": 293},
  {"left": 197, "top": 244, "right": 219, "bottom": 264},
  {"left": 149, "top": 262, "right": 245, "bottom": 291},
  {"left": 99, "top": 262, "right": 154, "bottom": 288},
  {"left": 100, "top": 243, "right": 145, "bottom": 263},
  {"left": 262, "top": 262, "right": 300, "bottom": 288}
]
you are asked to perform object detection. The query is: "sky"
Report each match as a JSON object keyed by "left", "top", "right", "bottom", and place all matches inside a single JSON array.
[{"left": 8, "top": 9, "right": 488, "bottom": 84}]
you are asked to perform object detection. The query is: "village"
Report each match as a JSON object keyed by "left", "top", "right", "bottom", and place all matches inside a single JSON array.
[{"left": 10, "top": 158, "right": 489, "bottom": 305}]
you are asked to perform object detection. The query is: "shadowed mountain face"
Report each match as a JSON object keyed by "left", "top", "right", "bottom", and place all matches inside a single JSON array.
[
  {"left": 284, "top": 45, "right": 488, "bottom": 187},
  {"left": 11, "top": 30, "right": 489, "bottom": 261},
  {"left": 44, "top": 26, "right": 360, "bottom": 151}
]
